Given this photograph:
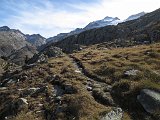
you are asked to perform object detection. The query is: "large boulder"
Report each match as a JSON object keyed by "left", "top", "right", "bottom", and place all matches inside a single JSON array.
[
  {"left": 28, "top": 46, "right": 64, "bottom": 64},
  {"left": 137, "top": 89, "right": 160, "bottom": 115}
]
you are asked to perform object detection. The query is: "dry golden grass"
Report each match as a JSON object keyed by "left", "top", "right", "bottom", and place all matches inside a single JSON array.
[
  {"left": 47, "top": 55, "right": 109, "bottom": 120},
  {"left": 73, "top": 43, "right": 160, "bottom": 88},
  {"left": 0, "top": 55, "right": 110, "bottom": 120},
  {"left": 72, "top": 43, "right": 160, "bottom": 119},
  {"left": 1, "top": 43, "right": 160, "bottom": 120}
]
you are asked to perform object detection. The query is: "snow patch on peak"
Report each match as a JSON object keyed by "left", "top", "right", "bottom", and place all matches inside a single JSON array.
[{"left": 125, "top": 12, "right": 146, "bottom": 22}]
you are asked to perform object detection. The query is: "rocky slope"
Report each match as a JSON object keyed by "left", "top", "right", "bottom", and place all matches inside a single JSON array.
[
  {"left": 26, "top": 34, "right": 46, "bottom": 47},
  {"left": 51, "top": 8, "right": 160, "bottom": 53},
  {"left": 8, "top": 45, "right": 38, "bottom": 65},
  {"left": 0, "top": 26, "right": 31, "bottom": 57}
]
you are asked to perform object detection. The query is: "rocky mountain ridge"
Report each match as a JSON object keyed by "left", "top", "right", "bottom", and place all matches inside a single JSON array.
[
  {"left": 0, "top": 26, "right": 31, "bottom": 57},
  {"left": 50, "top": 8, "right": 160, "bottom": 53},
  {"left": 26, "top": 34, "right": 46, "bottom": 47},
  {"left": 46, "top": 12, "right": 145, "bottom": 44},
  {"left": 125, "top": 12, "right": 146, "bottom": 22},
  {"left": 0, "top": 26, "right": 46, "bottom": 65}
]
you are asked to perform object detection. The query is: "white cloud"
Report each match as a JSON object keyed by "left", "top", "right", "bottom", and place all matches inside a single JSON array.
[{"left": 1, "top": 0, "right": 160, "bottom": 37}]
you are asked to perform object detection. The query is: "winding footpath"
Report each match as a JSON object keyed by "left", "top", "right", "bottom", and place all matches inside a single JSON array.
[{"left": 69, "top": 55, "right": 115, "bottom": 106}]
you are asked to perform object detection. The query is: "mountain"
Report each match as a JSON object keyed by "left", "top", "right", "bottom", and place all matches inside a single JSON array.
[
  {"left": 0, "top": 26, "right": 10, "bottom": 31},
  {"left": 46, "top": 16, "right": 121, "bottom": 43},
  {"left": 25, "top": 34, "right": 46, "bottom": 47},
  {"left": 0, "top": 26, "right": 31, "bottom": 57},
  {"left": 125, "top": 12, "right": 146, "bottom": 21},
  {"left": 0, "top": 26, "right": 46, "bottom": 65},
  {"left": 84, "top": 16, "right": 121, "bottom": 29},
  {"left": 46, "top": 33, "right": 68, "bottom": 43},
  {"left": 46, "top": 13, "right": 144, "bottom": 44},
  {"left": 51, "top": 8, "right": 160, "bottom": 53}
]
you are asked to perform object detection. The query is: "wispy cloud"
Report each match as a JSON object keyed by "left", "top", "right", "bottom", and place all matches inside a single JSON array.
[{"left": 0, "top": 0, "right": 159, "bottom": 37}]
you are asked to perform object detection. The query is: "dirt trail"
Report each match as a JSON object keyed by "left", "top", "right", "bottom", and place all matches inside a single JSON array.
[{"left": 69, "top": 55, "right": 115, "bottom": 106}]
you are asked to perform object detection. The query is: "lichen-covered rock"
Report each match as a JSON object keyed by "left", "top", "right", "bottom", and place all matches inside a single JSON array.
[
  {"left": 137, "top": 89, "right": 160, "bottom": 115},
  {"left": 100, "top": 107, "right": 123, "bottom": 120},
  {"left": 124, "top": 69, "right": 139, "bottom": 76}
]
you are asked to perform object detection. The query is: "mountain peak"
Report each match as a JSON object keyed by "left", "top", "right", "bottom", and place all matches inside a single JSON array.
[
  {"left": 25, "top": 34, "right": 46, "bottom": 47},
  {"left": 103, "top": 16, "right": 120, "bottom": 21},
  {"left": 125, "top": 12, "right": 146, "bottom": 21},
  {"left": 0, "top": 26, "right": 10, "bottom": 31},
  {"left": 85, "top": 16, "right": 121, "bottom": 30}
]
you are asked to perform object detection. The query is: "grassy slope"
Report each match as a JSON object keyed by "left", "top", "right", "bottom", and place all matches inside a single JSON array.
[
  {"left": 72, "top": 43, "right": 160, "bottom": 119},
  {"left": 0, "top": 55, "right": 108, "bottom": 120},
  {"left": 0, "top": 43, "right": 160, "bottom": 120}
]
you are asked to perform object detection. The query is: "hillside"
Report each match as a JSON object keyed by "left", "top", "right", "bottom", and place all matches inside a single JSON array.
[
  {"left": 51, "top": 8, "right": 160, "bottom": 53},
  {"left": 0, "top": 42, "right": 159, "bottom": 120}
]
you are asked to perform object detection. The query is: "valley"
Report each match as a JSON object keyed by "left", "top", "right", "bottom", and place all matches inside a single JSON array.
[{"left": 0, "top": 7, "right": 160, "bottom": 120}]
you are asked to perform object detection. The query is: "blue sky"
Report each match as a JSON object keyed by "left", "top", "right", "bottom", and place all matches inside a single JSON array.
[{"left": 0, "top": 0, "right": 160, "bottom": 38}]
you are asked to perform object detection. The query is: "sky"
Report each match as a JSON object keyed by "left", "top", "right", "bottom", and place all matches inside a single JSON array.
[{"left": 0, "top": 0, "right": 160, "bottom": 38}]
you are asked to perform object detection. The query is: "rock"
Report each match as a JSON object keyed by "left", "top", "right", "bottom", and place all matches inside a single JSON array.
[
  {"left": 18, "top": 98, "right": 28, "bottom": 105},
  {"left": 2, "top": 79, "right": 18, "bottom": 86},
  {"left": 75, "top": 70, "right": 81, "bottom": 73},
  {"left": 124, "top": 69, "right": 139, "bottom": 76},
  {"left": 86, "top": 86, "right": 92, "bottom": 91},
  {"left": 100, "top": 107, "right": 123, "bottom": 120},
  {"left": 92, "top": 84, "right": 102, "bottom": 88},
  {"left": 7, "top": 79, "right": 15, "bottom": 84},
  {"left": 38, "top": 104, "right": 43, "bottom": 107},
  {"left": 16, "top": 98, "right": 28, "bottom": 110},
  {"left": 22, "top": 87, "right": 40, "bottom": 96},
  {"left": 64, "top": 84, "right": 77, "bottom": 94},
  {"left": 137, "top": 89, "right": 160, "bottom": 115},
  {"left": 28, "top": 46, "right": 63, "bottom": 64},
  {"left": 43, "top": 46, "right": 63, "bottom": 58},
  {"left": 54, "top": 85, "right": 64, "bottom": 96},
  {"left": 0, "top": 87, "right": 7, "bottom": 90},
  {"left": 22, "top": 87, "right": 46, "bottom": 97},
  {"left": 92, "top": 88, "right": 115, "bottom": 106},
  {"left": 37, "top": 54, "right": 48, "bottom": 63},
  {"left": 55, "top": 96, "right": 62, "bottom": 104},
  {"left": 31, "top": 86, "right": 47, "bottom": 97},
  {"left": 22, "top": 63, "right": 36, "bottom": 69},
  {"left": 104, "top": 85, "right": 112, "bottom": 92}
]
